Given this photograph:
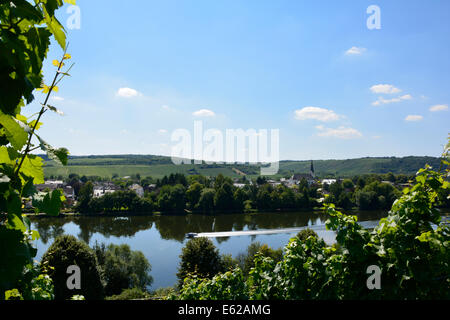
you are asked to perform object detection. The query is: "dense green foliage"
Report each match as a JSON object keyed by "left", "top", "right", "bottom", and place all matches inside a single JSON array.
[
  {"left": 173, "top": 150, "right": 450, "bottom": 299},
  {"left": 74, "top": 170, "right": 443, "bottom": 215},
  {"left": 176, "top": 237, "right": 225, "bottom": 288},
  {"left": 325, "top": 178, "right": 403, "bottom": 211},
  {"left": 296, "top": 228, "right": 318, "bottom": 242},
  {"left": 0, "top": 0, "right": 74, "bottom": 299},
  {"left": 93, "top": 242, "right": 153, "bottom": 296},
  {"left": 88, "top": 190, "right": 153, "bottom": 214},
  {"left": 41, "top": 235, "right": 104, "bottom": 300},
  {"left": 236, "top": 242, "right": 283, "bottom": 276},
  {"left": 78, "top": 173, "right": 321, "bottom": 214}
]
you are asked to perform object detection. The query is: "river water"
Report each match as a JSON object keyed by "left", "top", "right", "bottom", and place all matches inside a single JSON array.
[{"left": 29, "top": 210, "right": 390, "bottom": 290}]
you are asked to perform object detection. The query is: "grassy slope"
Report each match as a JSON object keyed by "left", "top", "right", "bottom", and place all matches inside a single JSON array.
[{"left": 43, "top": 155, "right": 442, "bottom": 179}]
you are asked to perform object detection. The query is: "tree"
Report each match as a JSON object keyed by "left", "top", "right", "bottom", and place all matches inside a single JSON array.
[
  {"left": 196, "top": 188, "right": 215, "bottom": 213},
  {"left": 177, "top": 237, "right": 223, "bottom": 288},
  {"left": 342, "top": 179, "right": 354, "bottom": 190},
  {"left": 236, "top": 242, "right": 283, "bottom": 276},
  {"left": 76, "top": 181, "right": 93, "bottom": 213},
  {"left": 233, "top": 187, "right": 248, "bottom": 212},
  {"left": 214, "top": 182, "right": 234, "bottom": 212},
  {"left": 296, "top": 228, "right": 318, "bottom": 242},
  {"left": 186, "top": 182, "right": 203, "bottom": 209},
  {"left": 41, "top": 235, "right": 104, "bottom": 300},
  {"left": 93, "top": 243, "right": 153, "bottom": 297},
  {"left": 157, "top": 184, "right": 186, "bottom": 213}
]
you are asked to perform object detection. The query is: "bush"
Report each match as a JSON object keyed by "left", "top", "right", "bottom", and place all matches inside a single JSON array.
[
  {"left": 296, "top": 228, "right": 318, "bottom": 242},
  {"left": 41, "top": 235, "right": 104, "bottom": 300},
  {"left": 236, "top": 242, "right": 283, "bottom": 276},
  {"left": 93, "top": 243, "right": 153, "bottom": 296},
  {"left": 176, "top": 237, "right": 223, "bottom": 287}
]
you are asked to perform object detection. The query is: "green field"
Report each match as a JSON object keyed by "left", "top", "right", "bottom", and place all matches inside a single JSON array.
[
  {"left": 44, "top": 163, "right": 243, "bottom": 179},
  {"left": 43, "top": 154, "right": 442, "bottom": 179}
]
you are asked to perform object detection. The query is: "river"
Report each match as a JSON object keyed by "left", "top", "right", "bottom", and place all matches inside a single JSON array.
[{"left": 29, "top": 210, "right": 390, "bottom": 290}]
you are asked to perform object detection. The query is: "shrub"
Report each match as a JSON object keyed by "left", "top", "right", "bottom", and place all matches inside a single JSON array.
[
  {"left": 296, "top": 228, "right": 318, "bottom": 242},
  {"left": 176, "top": 237, "right": 223, "bottom": 288},
  {"left": 41, "top": 235, "right": 104, "bottom": 300},
  {"left": 93, "top": 243, "right": 152, "bottom": 296},
  {"left": 236, "top": 242, "right": 283, "bottom": 276}
]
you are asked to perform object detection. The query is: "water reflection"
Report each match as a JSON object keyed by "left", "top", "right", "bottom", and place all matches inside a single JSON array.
[
  {"left": 30, "top": 210, "right": 387, "bottom": 245},
  {"left": 29, "top": 210, "right": 391, "bottom": 289}
]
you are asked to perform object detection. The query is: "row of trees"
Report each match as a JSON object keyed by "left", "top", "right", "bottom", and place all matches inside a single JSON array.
[
  {"left": 76, "top": 174, "right": 319, "bottom": 215},
  {"left": 324, "top": 179, "right": 402, "bottom": 210},
  {"left": 74, "top": 170, "right": 450, "bottom": 215}
]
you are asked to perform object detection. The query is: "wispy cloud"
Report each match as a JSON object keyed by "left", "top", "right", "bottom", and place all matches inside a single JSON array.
[
  {"left": 192, "top": 109, "right": 215, "bottom": 117},
  {"left": 372, "top": 94, "right": 412, "bottom": 106},
  {"left": 345, "top": 46, "right": 366, "bottom": 55},
  {"left": 51, "top": 96, "right": 64, "bottom": 101},
  {"left": 370, "top": 84, "right": 402, "bottom": 94},
  {"left": 405, "top": 115, "right": 423, "bottom": 122},
  {"left": 429, "top": 104, "right": 448, "bottom": 112},
  {"left": 315, "top": 126, "right": 363, "bottom": 139},
  {"left": 294, "top": 106, "right": 340, "bottom": 122},
  {"left": 116, "top": 87, "right": 140, "bottom": 98}
]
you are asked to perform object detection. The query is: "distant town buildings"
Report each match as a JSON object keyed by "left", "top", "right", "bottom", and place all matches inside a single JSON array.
[{"left": 93, "top": 182, "right": 121, "bottom": 198}]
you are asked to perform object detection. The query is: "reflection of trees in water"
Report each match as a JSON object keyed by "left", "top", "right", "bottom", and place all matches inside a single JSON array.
[
  {"left": 31, "top": 211, "right": 388, "bottom": 245},
  {"left": 153, "top": 212, "right": 335, "bottom": 243},
  {"left": 31, "top": 218, "right": 72, "bottom": 244},
  {"left": 75, "top": 216, "right": 154, "bottom": 243},
  {"left": 154, "top": 215, "right": 189, "bottom": 242},
  {"left": 354, "top": 210, "right": 388, "bottom": 222},
  {"left": 31, "top": 216, "right": 154, "bottom": 245},
  {"left": 215, "top": 236, "right": 230, "bottom": 244}
]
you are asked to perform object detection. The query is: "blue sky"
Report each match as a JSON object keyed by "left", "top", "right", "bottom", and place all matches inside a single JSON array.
[{"left": 27, "top": 0, "right": 450, "bottom": 160}]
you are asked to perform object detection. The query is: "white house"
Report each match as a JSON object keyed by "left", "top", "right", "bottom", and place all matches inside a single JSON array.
[{"left": 321, "top": 179, "right": 337, "bottom": 186}]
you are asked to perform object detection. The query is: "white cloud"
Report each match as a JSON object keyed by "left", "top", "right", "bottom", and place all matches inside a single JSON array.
[
  {"left": 192, "top": 109, "right": 215, "bottom": 117},
  {"left": 116, "top": 87, "right": 140, "bottom": 98},
  {"left": 345, "top": 46, "right": 366, "bottom": 55},
  {"left": 158, "top": 129, "right": 168, "bottom": 135},
  {"left": 405, "top": 115, "right": 423, "bottom": 122},
  {"left": 429, "top": 104, "right": 448, "bottom": 112},
  {"left": 316, "top": 126, "right": 363, "bottom": 139},
  {"left": 51, "top": 96, "right": 64, "bottom": 101},
  {"left": 370, "top": 84, "right": 402, "bottom": 94},
  {"left": 372, "top": 94, "right": 412, "bottom": 106},
  {"left": 294, "top": 106, "right": 340, "bottom": 122}
]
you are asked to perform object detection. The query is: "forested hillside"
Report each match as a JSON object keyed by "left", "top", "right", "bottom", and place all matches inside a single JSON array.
[{"left": 42, "top": 154, "right": 442, "bottom": 178}]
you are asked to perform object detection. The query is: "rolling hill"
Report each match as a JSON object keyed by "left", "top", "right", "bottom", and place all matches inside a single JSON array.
[{"left": 42, "top": 154, "right": 443, "bottom": 179}]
